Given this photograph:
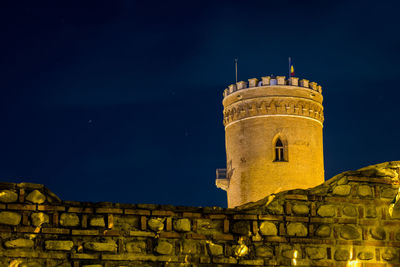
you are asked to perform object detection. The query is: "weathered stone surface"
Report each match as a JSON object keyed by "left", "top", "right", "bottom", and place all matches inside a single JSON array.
[
  {"left": 282, "top": 249, "right": 301, "bottom": 259},
  {"left": 89, "top": 217, "right": 105, "bottom": 227},
  {"left": 339, "top": 225, "right": 360, "bottom": 240},
  {"left": 31, "top": 212, "right": 49, "bottom": 227},
  {"left": 126, "top": 241, "right": 146, "bottom": 253},
  {"left": 233, "top": 244, "right": 249, "bottom": 257},
  {"left": 45, "top": 240, "right": 74, "bottom": 251},
  {"left": 305, "top": 247, "right": 326, "bottom": 260},
  {"left": 196, "top": 219, "right": 222, "bottom": 235},
  {"left": 315, "top": 225, "right": 331, "bottom": 237},
  {"left": 25, "top": 190, "right": 46, "bottom": 204},
  {"left": 332, "top": 185, "right": 351, "bottom": 196},
  {"left": 343, "top": 205, "right": 357, "bottom": 217},
  {"left": 84, "top": 241, "right": 117, "bottom": 252},
  {"left": 287, "top": 222, "right": 307, "bottom": 237},
  {"left": 381, "top": 188, "right": 397, "bottom": 199},
  {"left": 358, "top": 251, "right": 374, "bottom": 260},
  {"left": 337, "top": 177, "right": 348, "bottom": 185},
  {"left": 255, "top": 246, "right": 273, "bottom": 258},
  {"left": 292, "top": 204, "right": 309, "bottom": 215},
  {"left": 208, "top": 242, "right": 223, "bottom": 256},
  {"left": 259, "top": 221, "right": 277, "bottom": 236},
  {"left": 4, "top": 238, "right": 34, "bottom": 248},
  {"left": 365, "top": 206, "right": 377, "bottom": 218},
  {"left": 82, "top": 265, "right": 102, "bottom": 267},
  {"left": 382, "top": 248, "right": 397, "bottom": 261},
  {"left": 19, "top": 262, "right": 41, "bottom": 267},
  {"left": 182, "top": 239, "right": 197, "bottom": 254},
  {"left": 155, "top": 240, "right": 173, "bottom": 255},
  {"left": 334, "top": 249, "right": 350, "bottom": 261},
  {"left": 317, "top": 205, "right": 335, "bottom": 217},
  {"left": 0, "top": 190, "right": 18, "bottom": 203},
  {"left": 173, "top": 218, "right": 191, "bottom": 232},
  {"left": 0, "top": 211, "right": 21, "bottom": 225},
  {"left": 358, "top": 185, "right": 372, "bottom": 197},
  {"left": 148, "top": 218, "right": 164, "bottom": 232},
  {"left": 396, "top": 231, "right": 400, "bottom": 241},
  {"left": 59, "top": 213, "right": 79, "bottom": 227},
  {"left": 232, "top": 221, "right": 250, "bottom": 235},
  {"left": 266, "top": 201, "right": 284, "bottom": 215},
  {"left": 370, "top": 226, "right": 386, "bottom": 240}
]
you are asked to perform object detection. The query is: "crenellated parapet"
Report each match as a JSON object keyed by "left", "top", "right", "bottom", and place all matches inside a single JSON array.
[{"left": 223, "top": 76, "right": 322, "bottom": 99}]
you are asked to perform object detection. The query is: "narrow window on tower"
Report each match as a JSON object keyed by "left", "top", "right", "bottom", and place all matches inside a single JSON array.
[{"left": 274, "top": 138, "right": 285, "bottom": 162}]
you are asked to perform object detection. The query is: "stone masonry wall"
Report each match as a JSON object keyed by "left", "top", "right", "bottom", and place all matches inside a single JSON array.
[{"left": 0, "top": 161, "right": 399, "bottom": 266}]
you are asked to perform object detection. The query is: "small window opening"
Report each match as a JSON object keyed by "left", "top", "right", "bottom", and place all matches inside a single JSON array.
[{"left": 274, "top": 138, "right": 285, "bottom": 162}]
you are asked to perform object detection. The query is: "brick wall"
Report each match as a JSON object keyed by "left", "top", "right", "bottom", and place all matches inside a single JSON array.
[{"left": 0, "top": 161, "right": 399, "bottom": 267}]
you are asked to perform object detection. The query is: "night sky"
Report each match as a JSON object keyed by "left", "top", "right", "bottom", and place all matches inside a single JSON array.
[{"left": 1, "top": 1, "right": 399, "bottom": 208}]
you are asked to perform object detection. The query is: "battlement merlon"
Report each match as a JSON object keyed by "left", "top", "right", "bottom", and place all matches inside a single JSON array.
[{"left": 223, "top": 76, "right": 323, "bottom": 99}]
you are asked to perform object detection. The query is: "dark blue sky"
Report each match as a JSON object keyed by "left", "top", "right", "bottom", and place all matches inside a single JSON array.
[{"left": 1, "top": 1, "right": 399, "bottom": 207}]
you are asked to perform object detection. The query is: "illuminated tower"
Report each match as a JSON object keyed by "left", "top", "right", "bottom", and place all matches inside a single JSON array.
[{"left": 216, "top": 75, "right": 324, "bottom": 208}]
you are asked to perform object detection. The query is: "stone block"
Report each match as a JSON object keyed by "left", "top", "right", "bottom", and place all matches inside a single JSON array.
[
  {"left": 25, "top": 190, "right": 46, "bottom": 204},
  {"left": 365, "top": 206, "right": 377, "bottom": 218},
  {"left": 266, "top": 201, "right": 284, "bottom": 215},
  {"left": 45, "top": 240, "right": 74, "bottom": 251},
  {"left": 382, "top": 248, "right": 397, "bottom": 261},
  {"left": 0, "top": 190, "right": 18, "bottom": 203},
  {"left": 18, "top": 262, "right": 41, "bottom": 267},
  {"left": 0, "top": 211, "right": 21, "bottom": 225},
  {"left": 358, "top": 251, "right": 374, "bottom": 260},
  {"left": 126, "top": 241, "right": 146, "bottom": 253},
  {"left": 259, "top": 221, "right": 277, "bottom": 236},
  {"left": 305, "top": 247, "right": 326, "bottom": 260},
  {"left": 317, "top": 205, "right": 335, "bottom": 217},
  {"left": 370, "top": 226, "right": 386, "bottom": 240},
  {"left": 89, "top": 217, "right": 105, "bottom": 227},
  {"left": 59, "top": 213, "right": 79, "bottom": 227},
  {"left": 282, "top": 249, "right": 301, "bottom": 259},
  {"left": 315, "top": 225, "right": 331, "bottom": 237},
  {"left": 381, "top": 188, "right": 397, "bottom": 199},
  {"left": 334, "top": 248, "right": 350, "bottom": 261},
  {"left": 343, "top": 205, "right": 357, "bottom": 217},
  {"left": 332, "top": 185, "right": 351, "bottom": 196},
  {"left": 287, "top": 222, "right": 307, "bottom": 237},
  {"left": 155, "top": 240, "right": 173, "bottom": 255},
  {"left": 232, "top": 221, "right": 250, "bottom": 235},
  {"left": 4, "top": 238, "right": 34, "bottom": 248},
  {"left": 174, "top": 218, "right": 191, "bottom": 232},
  {"left": 255, "top": 246, "right": 273, "bottom": 258},
  {"left": 31, "top": 212, "right": 49, "bottom": 227},
  {"left": 208, "top": 242, "right": 223, "bottom": 256},
  {"left": 196, "top": 219, "right": 222, "bottom": 235},
  {"left": 148, "top": 218, "right": 164, "bottom": 232},
  {"left": 292, "top": 204, "right": 309, "bottom": 215},
  {"left": 84, "top": 241, "right": 117, "bottom": 252},
  {"left": 339, "top": 225, "right": 360, "bottom": 240},
  {"left": 182, "top": 239, "right": 198, "bottom": 254},
  {"left": 358, "top": 185, "right": 372, "bottom": 197}
]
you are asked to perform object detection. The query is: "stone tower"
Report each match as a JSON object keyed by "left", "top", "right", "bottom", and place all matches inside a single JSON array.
[{"left": 216, "top": 76, "right": 325, "bottom": 208}]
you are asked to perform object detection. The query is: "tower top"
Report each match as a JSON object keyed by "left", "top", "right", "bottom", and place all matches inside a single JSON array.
[{"left": 223, "top": 76, "right": 322, "bottom": 99}]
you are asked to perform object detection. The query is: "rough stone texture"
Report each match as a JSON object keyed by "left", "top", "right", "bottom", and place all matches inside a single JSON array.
[
  {"left": 358, "top": 185, "right": 373, "bottom": 197},
  {"left": 31, "top": 212, "right": 49, "bottom": 227},
  {"left": 25, "top": 190, "right": 46, "bottom": 204},
  {"left": 89, "top": 216, "right": 105, "bottom": 227},
  {"left": 0, "top": 190, "right": 18, "bottom": 203},
  {"left": 84, "top": 241, "right": 117, "bottom": 252},
  {"left": 208, "top": 242, "right": 223, "bottom": 256},
  {"left": 148, "top": 218, "right": 164, "bottom": 232},
  {"left": 381, "top": 188, "right": 397, "bottom": 199},
  {"left": 173, "top": 218, "right": 191, "bottom": 232},
  {"left": 126, "top": 241, "right": 146, "bottom": 253},
  {"left": 0, "top": 211, "right": 21, "bottom": 225},
  {"left": 334, "top": 249, "right": 350, "bottom": 261},
  {"left": 339, "top": 225, "right": 360, "bottom": 240},
  {"left": 0, "top": 162, "right": 399, "bottom": 266},
  {"left": 4, "top": 238, "right": 34, "bottom": 248},
  {"left": 45, "top": 240, "right": 74, "bottom": 251},
  {"left": 259, "top": 221, "right": 277, "bottom": 236},
  {"left": 305, "top": 247, "right": 326, "bottom": 260},
  {"left": 315, "top": 225, "right": 331, "bottom": 237},
  {"left": 155, "top": 240, "right": 173, "bottom": 255},
  {"left": 317, "top": 205, "right": 335, "bottom": 217},
  {"left": 59, "top": 213, "right": 79, "bottom": 227},
  {"left": 287, "top": 222, "right": 307, "bottom": 237},
  {"left": 332, "top": 185, "right": 351, "bottom": 196},
  {"left": 292, "top": 204, "right": 309, "bottom": 215}
]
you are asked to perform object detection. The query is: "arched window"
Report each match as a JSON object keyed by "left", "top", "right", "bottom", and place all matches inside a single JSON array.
[{"left": 274, "top": 138, "right": 285, "bottom": 162}]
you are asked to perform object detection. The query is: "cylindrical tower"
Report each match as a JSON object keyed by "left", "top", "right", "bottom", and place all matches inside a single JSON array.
[{"left": 216, "top": 76, "right": 324, "bottom": 208}]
